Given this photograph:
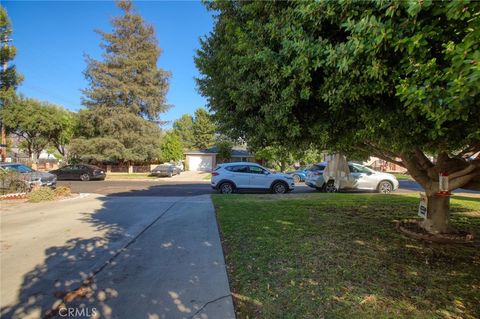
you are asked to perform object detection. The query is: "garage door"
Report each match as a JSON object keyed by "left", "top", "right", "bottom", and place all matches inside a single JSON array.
[{"left": 188, "top": 155, "right": 213, "bottom": 171}]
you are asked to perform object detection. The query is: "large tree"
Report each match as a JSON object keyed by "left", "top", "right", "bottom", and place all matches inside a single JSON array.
[
  {"left": 0, "top": 6, "right": 23, "bottom": 161},
  {"left": 173, "top": 114, "right": 195, "bottom": 149},
  {"left": 82, "top": 0, "right": 170, "bottom": 119},
  {"left": 1, "top": 96, "right": 75, "bottom": 160},
  {"left": 192, "top": 108, "right": 215, "bottom": 149},
  {"left": 74, "top": 0, "right": 169, "bottom": 163},
  {"left": 196, "top": 1, "right": 480, "bottom": 233}
]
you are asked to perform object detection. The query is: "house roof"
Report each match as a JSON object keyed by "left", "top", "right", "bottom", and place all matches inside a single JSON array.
[{"left": 185, "top": 146, "right": 254, "bottom": 157}]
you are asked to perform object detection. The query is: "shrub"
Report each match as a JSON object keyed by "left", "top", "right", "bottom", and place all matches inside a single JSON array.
[
  {"left": 27, "top": 187, "right": 55, "bottom": 203},
  {"left": 0, "top": 170, "right": 30, "bottom": 195},
  {"left": 54, "top": 185, "right": 71, "bottom": 198}
]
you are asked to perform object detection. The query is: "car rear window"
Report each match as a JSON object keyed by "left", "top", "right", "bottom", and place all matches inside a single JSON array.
[{"left": 310, "top": 164, "right": 325, "bottom": 171}]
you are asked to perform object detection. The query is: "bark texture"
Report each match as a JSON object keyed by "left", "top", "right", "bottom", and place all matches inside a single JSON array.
[{"left": 422, "top": 195, "right": 450, "bottom": 233}]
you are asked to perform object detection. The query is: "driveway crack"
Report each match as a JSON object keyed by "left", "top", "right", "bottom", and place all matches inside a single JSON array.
[
  {"left": 188, "top": 294, "right": 232, "bottom": 319},
  {"left": 44, "top": 198, "right": 183, "bottom": 318}
]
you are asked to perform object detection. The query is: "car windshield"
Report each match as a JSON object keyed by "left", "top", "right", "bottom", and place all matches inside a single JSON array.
[{"left": 5, "top": 164, "right": 34, "bottom": 173}]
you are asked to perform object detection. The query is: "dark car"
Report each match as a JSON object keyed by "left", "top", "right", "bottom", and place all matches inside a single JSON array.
[
  {"left": 151, "top": 164, "right": 181, "bottom": 177},
  {"left": 0, "top": 163, "right": 57, "bottom": 191},
  {"left": 50, "top": 164, "right": 106, "bottom": 181},
  {"left": 287, "top": 166, "right": 313, "bottom": 183}
]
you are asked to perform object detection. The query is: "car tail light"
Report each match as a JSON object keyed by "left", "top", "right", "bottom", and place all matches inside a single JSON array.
[{"left": 211, "top": 172, "right": 219, "bottom": 176}]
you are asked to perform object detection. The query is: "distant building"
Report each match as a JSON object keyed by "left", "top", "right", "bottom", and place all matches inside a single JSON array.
[
  {"left": 363, "top": 156, "right": 407, "bottom": 173},
  {"left": 184, "top": 147, "right": 255, "bottom": 171}
]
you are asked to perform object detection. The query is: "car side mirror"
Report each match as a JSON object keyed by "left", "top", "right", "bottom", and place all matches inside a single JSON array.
[{"left": 264, "top": 171, "right": 270, "bottom": 175}]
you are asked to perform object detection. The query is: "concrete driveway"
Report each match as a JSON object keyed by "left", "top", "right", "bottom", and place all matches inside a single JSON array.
[{"left": 0, "top": 195, "right": 234, "bottom": 319}]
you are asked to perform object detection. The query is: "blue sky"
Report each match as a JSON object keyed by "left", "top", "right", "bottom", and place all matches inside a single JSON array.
[{"left": 2, "top": 0, "right": 214, "bottom": 127}]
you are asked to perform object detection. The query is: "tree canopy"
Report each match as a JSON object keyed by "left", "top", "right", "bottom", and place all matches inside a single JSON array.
[
  {"left": 72, "top": 0, "right": 168, "bottom": 163},
  {"left": 1, "top": 6, "right": 23, "bottom": 161},
  {"left": 160, "top": 131, "right": 183, "bottom": 162},
  {"left": 1, "top": 95, "right": 75, "bottom": 160},
  {"left": 70, "top": 107, "right": 162, "bottom": 163},
  {"left": 173, "top": 114, "right": 195, "bottom": 149},
  {"left": 196, "top": 0, "right": 480, "bottom": 233},
  {"left": 82, "top": 0, "right": 170, "bottom": 120},
  {"left": 192, "top": 108, "right": 215, "bottom": 150}
]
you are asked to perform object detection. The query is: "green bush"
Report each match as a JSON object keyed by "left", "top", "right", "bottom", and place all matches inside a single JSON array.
[{"left": 27, "top": 187, "right": 56, "bottom": 203}]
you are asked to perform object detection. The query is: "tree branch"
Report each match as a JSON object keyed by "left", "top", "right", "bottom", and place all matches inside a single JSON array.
[
  {"left": 449, "top": 171, "right": 479, "bottom": 191},
  {"left": 449, "top": 160, "right": 480, "bottom": 180},
  {"left": 400, "top": 152, "right": 431, "bottom": 188},
  {"left": 362, "top": 142, "right": 404, "bottom": 167},
  {"left": 412, "top": 148, "right": 437, "bottom": 179}
]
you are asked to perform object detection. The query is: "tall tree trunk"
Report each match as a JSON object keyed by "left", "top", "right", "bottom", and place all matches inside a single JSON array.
[{"left": 422, "top": 193, "right": 450, "bottom": 233}]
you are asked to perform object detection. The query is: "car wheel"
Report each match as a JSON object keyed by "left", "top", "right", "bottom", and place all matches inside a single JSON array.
[
  {"left": 80, "top": 173, "right": 90, "bottom": 181},
  {"left": 323, "top": 180, "right": 337, "bottom": 193},
  {"left": 293, "top": 175, "right": 301, "bottom": 183},
  {"left": 377, "top": 180, "right": 393, "bottom": 194},
  {"left": 219, "top": 182, "right": 234, "bottom": 194},
  {"left": 272, "top": 181, "right": 288, "bottom": 194}
]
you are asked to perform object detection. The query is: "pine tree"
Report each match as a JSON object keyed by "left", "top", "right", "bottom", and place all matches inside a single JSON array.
[
  {"left": 0, "top": 6, "right": 23, "bottom": 161},
  {"left": 82, "top": 0, "right": 170, "bottom": 120},
  {"left": 72, "top": 0, "right": 169, "bottom": 163},
  {"left": 192, "top": 108, "right": 215, "bottom": 150}
]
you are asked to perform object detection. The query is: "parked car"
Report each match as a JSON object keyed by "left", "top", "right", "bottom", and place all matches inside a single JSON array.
[
  {"left": 305, "top": 162, "right": 399, "bottom": 193},
  {"left": 50, "top": 164, "right": 106, "bottom": 181},
  {"left": 151, "top": 164, "right": 181, "bottom": 177},
  {"left": 287, "top": 166, "right": 313, "bottom": 183},
  {"left": 211, "top": 162, "right": 295, "bottom": 194},
  {"left": 0, "top": 163, "right": 57, "bottom": 191},
  {"left": 304, "top": 162, "right": 328, "bottom": 190}
]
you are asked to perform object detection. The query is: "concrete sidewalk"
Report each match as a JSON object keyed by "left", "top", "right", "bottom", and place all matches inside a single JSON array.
[{"left": 0, "top": 195, "right": 234, "bottom": 319}]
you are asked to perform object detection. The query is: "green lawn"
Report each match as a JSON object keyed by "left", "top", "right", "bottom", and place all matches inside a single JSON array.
[
  {"left": 390, "top": 173, "right": 412, "bottom": 180},
  {"left": 213, "top": 193, "right": 480, "bottom": 319}
]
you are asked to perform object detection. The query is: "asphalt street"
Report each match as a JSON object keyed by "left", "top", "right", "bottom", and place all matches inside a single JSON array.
[{"left": 58, "top": 179, "right": 479, "bottom": 196}]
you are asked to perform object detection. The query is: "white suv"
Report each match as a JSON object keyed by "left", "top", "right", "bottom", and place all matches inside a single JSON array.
[
  {"left": 305, "top": 162, "right": 399, "bottom": 193},
  {"left": 211, "top": 162, "right": 295, "bottom": 194}
]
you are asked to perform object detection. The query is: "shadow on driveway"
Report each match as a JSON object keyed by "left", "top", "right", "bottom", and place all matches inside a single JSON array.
[{"left": 1, "top": 186, "right": 234, "bottom": 319}]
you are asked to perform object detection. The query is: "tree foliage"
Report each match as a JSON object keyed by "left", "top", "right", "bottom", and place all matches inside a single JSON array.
[
  {"left": 73, "top": 0, "right": 168, "bottom": 163},
  {"left": 71, "top": 107, "right": 162, "bottom": 163},
  {"left": 0, "top": 6, "right": 22, "bottom": 103},
  {"left": 192, "top": 108, "right": 215, "bottom": 149},
  {"left": 1, "top": 6, "right": 23, "bottom": 161},
  {"left": 160, "top": 131, "right": 183, "bottom": 162},
  {"left": 1, "top": 95, "right": 75, "bottom": 160},
  {"left": 196, "top": 1, "right": 480, "bottom": 233},
  {"left": 215, "top": 136, "right": 233, "bottom": 163},
  {"left": 82, "top": 0, "right": 170, "bottom": 120},
  {"left": 173, "top": 114, "right": 195, "bottom": 149}
]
